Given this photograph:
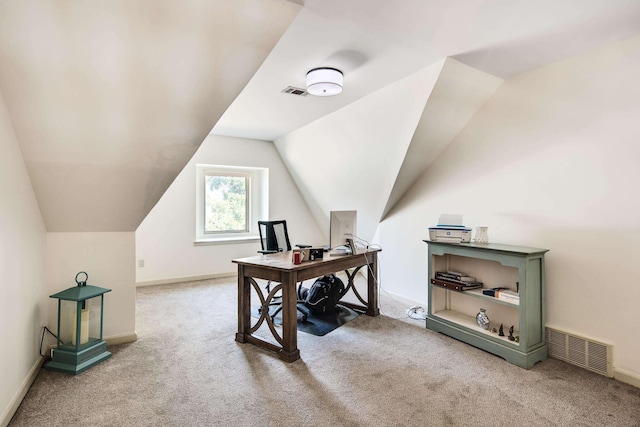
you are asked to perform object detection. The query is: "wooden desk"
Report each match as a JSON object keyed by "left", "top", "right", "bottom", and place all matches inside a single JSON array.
[{"left": 233, "top": 248, "right": 380, "bottom": 362}]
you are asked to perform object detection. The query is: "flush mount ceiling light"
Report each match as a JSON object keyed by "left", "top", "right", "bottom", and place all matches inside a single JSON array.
[{"left": 306, "top": 67, "right": 343, "bottom": 96}]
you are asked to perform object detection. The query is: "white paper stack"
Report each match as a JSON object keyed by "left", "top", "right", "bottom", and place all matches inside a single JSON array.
[{"left": 438, "top": 214, "right": 464, "bottom": 228}]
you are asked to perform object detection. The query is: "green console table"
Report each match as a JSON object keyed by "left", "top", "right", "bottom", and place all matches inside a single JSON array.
[{"left": 424, "top": 240, "right": 548, "bottom": 369}]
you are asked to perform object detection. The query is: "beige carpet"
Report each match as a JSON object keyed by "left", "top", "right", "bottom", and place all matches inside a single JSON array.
[{"left": 9, "top": 276, "right": 640, "bottom": 426}]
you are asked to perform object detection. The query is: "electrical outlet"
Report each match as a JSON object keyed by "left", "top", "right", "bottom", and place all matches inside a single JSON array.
[{"left": 138, "top": 259, "right": 144, "bottom": 268}]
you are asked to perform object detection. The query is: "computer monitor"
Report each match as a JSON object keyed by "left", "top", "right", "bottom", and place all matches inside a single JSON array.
[{"left": 329, "top": 210, "right": 357, "bottom": 250}]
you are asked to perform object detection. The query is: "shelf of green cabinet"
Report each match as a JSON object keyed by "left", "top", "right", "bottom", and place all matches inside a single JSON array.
[
  {"left": 429, "top": 309, "right": 521, "bottom": 347},
  {"left": 462, "top": 289, "right": 520, "bottom": 307}
]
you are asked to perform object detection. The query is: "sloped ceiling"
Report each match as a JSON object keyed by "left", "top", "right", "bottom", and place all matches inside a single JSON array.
[
  {"left": 381, "top": 58, "right": 504, "bottom": 219},
  {"left": 221, "top": 0, "right": 640, "bottom": 242},
  {"left": 213, "top": 0, "right": 640, "bottom": 142},
  {"left": 0, "top": 0, "right": 299, "bottom": 232},
  {"left": 274, "top": 65, "right": 445, "bottom": 243},
  {"left": 273, "top": 60, "right": 501, "bottom": 243},
  {"left": 2, "top": 0, "right": 640, "bottom": 235}
]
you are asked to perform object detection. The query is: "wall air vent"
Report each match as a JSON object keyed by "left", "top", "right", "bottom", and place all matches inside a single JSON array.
[
  {"left": 281, "top": 86, "right": 309, "bottom": 96},
  {"left": 546, "top": 327, "right": 613, "bottom": 377}
]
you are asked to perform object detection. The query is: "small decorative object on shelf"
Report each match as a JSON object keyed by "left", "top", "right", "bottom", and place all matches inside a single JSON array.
[
  {"left": 473, "top": 226, "right": 489, "bottom": 243},
  {"left": 508, "top": 325, "right": 515, "bottom": 341},
  {"left": 498, "top": 323, "right": 504, "bottom": 336},
  {"left": 476, "top": 308, "right": 490, "bottom": 330}
]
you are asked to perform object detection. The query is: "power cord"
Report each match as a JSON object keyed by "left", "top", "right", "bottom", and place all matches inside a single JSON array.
[
  {"left": 347, "top": 237, "right": 387, "bottom": 317},
  {"left": 346, "top": 233, "right": 381, "bottom": 251},
  {"left": 406, "top": 306, "right": 427, "bottom": 320},
  {"left": 346, "top": 238, "right": 426, "bottom": 322},
  {"left": 40, "top": 326, "right": 60, "bottom": 358},
  {"left": 358, "top": 242, "right": 414, "bottom": 320}
]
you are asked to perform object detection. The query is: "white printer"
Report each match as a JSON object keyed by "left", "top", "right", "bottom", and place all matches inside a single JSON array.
[
  {"left": 428, "top": 226, "right": 472, "bottom": 242},
  {"left": 428, "top": 214, "right": 472, "bottom": 243}
]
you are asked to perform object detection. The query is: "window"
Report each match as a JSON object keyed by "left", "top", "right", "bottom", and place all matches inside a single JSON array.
[
  {"left": 195, "top": 165, "right": 268, "bottom": 244},
  {"left": 204, "top": 174, "right": 249, "bottom": 234}
]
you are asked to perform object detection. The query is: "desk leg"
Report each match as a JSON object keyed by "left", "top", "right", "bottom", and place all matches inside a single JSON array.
[
  {"left": 279, "top": 271, "right": 300, "bottom": 362},
  {"left": 367, "top": 252, "right": 380, "bottom": 316},
  {"left": 235, "top": 265, "right": 250, "bottom": 343}
]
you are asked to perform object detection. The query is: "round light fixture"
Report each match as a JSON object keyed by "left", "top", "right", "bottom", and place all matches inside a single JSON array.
[{"left": 306, "top": 67, "right": 343, "bottom": 96}]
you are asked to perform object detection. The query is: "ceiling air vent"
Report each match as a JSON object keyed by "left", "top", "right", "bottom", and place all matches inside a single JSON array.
[{"left": 281, "top": 86, "right": 309, "bottom": 97}]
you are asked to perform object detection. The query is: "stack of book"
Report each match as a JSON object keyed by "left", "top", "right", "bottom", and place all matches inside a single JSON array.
[
  {"left": 496, "top": 289, "right": 520, "bottom": 305},
  {"left": 481, "top": 287, "right": 520, "bottom": 304},
  {"left": 431, "top": 271, "right": 483, "bottom": 291}
]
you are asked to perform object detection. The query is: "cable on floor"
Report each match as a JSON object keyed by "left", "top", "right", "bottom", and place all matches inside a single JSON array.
[
  {"left": 406, "top": 306, "right": 427, "bottom": 320},
  {"left": 39, "top": 326, "right": 60, "bottom": 358}
]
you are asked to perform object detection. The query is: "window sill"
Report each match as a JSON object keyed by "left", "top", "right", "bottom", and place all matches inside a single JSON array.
[{"left": 194, "top": 235, "right": 260, "bottom": 246}]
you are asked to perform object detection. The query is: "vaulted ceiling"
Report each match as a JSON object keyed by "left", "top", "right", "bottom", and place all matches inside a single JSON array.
[
  {"left": 1, "top": 0, "right": 639, "bottom": 233},
  {"left": 0, "top": 0, "right": 299, "bottom": 231},
  {"left": 214, "top": 0, "right": 640, "bottom": 141}
]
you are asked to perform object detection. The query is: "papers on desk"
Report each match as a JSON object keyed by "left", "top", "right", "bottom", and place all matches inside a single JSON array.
[{"left": 329, "top": 245, "right": 352, "bottom": 257}]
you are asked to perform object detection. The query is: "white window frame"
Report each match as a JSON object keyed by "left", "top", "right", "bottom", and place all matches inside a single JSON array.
[{"left": 195, "top": 164, "right": 268, "bottom": 244}]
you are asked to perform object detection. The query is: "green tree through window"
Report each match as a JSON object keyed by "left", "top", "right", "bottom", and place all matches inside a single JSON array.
[
  {"left": 195, "top": 164, "right": 267, "bottom": 242},
  {"left": 204, "top": 175, "right": 248, "bottom": 233}
]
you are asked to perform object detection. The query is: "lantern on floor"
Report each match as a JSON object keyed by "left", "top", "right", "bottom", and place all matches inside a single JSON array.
[{"left": 45, "top": 271, "right": 112, "bottom": 374}]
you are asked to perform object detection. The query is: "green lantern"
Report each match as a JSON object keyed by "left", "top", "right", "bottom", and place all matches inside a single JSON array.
[{"left": 45, "top": 272, "right": 112, "bottom": 374}]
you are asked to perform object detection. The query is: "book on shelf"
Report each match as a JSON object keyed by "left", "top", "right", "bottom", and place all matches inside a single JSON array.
[
  {"left": 435, "top": 272, "right": 480, "bottom": 287},
  {"left": 436, "top": 271, "right": 477, "bottom": 282},
  {"left": 496, "top": 289, "right": 519, "bottom": 305},
  {"left": 482, "top": 287, "right": 507, "bottom": 297},
  {"left": 431, "top": 278, "right": 482, "bottom": 292}
]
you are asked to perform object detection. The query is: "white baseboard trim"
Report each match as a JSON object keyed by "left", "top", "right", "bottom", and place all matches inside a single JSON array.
[
  {"left": 3, "top": 333, "right": 138, "bottom": 427},
  {"left": 1, "top": 356, "right": 44, "bottom": 427},
  {"left": 380, "top": 287, "right": 426, "bottom": 309},
  {"left": 136, "top": 272, "right": 236, "bottom": 287},
  {"left": 614, "top": 368, "right": 640, "bottom": 389}
]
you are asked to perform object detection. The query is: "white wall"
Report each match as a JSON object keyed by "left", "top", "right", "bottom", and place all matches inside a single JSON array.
[
  {"left": 380, "top": 35, "right": 640, "bottom": 381},
  {"left": 0, "top": 90, "right": 47, "bottom": 424},
  {"left": 0, "top": 0, "right": 300, "bottom": 233},
  {"left": 274, "top": 64, "right": 439, "bottom": 245},
  {"left": 136, "top": 134, "right": 323, "bottom": 284},
  {"left": 45, "top": 232, "right": 137, "bottom": 343}
]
